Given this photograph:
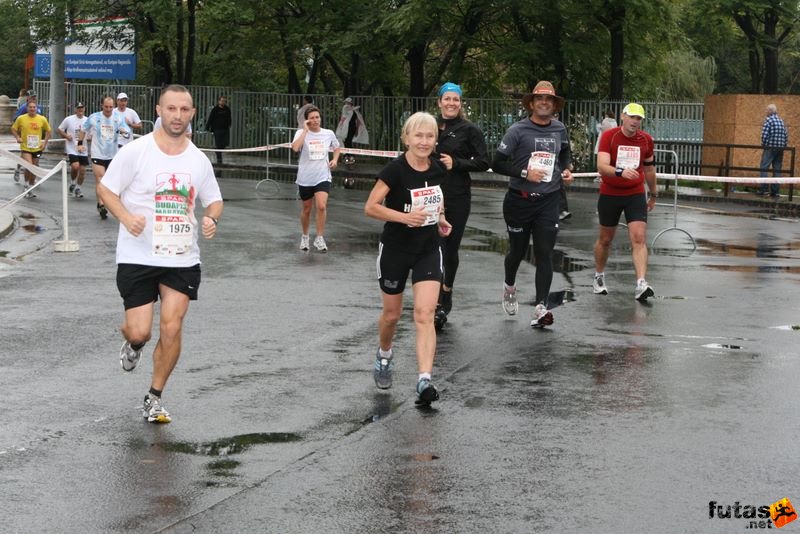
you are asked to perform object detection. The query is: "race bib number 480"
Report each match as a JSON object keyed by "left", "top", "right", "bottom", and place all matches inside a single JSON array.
[
  {"left": 409, "top": 185, "right": 443, "bottom": 227},
  {"left": 528, "top": 151, "right": 555, "bottom": 182}
]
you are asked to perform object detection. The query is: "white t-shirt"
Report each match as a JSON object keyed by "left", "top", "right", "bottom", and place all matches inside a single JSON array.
[
  {"left": 293, "top": 128, "right": 339, "bottom": 186},
  {"left": 101, "top": 134, "right": 222, "bottom": 267},
  {"left": 117, "top": 107, "right": 142, "bottom": 146},
  {"left": 58, "top": 114, "right": 85, "bottom": 156}
]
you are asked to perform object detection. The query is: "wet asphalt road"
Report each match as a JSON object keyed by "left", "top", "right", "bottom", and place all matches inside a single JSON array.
[{"left": 2, "top": 165, "right": 800, "bottom": 533}]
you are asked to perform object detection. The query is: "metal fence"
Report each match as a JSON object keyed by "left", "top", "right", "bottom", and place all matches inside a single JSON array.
[{"left": 34, "top": 81, "right": 705, "bottom": 171}]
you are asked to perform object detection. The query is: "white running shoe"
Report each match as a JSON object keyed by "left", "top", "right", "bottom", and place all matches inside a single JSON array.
[
  {"left": 314, "top": 235, "right": 327, "bottom": 252},
  {"left": 530, "top": 303, "right": 554, "bottom": 328},
  {"left": 142, "top": 394, "right": 171, "bottom": 424},
  {"left": 593, "top": 275, "right": 608, "bottom": 295},
  {"left": 74, "top": 186, "right": 83, "bottom": 198},
  {"left": 299, "top": 234, "right": 310, "bottom": 251},
  {"left": 634, "top": 279, "right": 654, "bottom": 301},
  {"left": 502, "top": 286, "right": 518, "bottom": 316},
  {"left": 120, "top": 341, "right": 143, "bottom": 372}
]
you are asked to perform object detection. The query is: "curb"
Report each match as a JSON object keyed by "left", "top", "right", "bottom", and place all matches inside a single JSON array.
[{"left": 0, "top": 208, "right": 14, "bottom": 239}]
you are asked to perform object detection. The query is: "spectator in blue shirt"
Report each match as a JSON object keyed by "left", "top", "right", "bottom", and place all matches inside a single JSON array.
[{"left": 759, "top": 104, "right": 788, "bottom": 198}]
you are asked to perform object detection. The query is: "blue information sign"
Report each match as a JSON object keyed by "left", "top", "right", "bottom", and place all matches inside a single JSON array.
[{"left": 35, "top": 53, "right": 136, "bottom": 80}]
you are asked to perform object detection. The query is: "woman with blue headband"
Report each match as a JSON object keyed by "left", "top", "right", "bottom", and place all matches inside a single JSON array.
[{"left": 433, "top": 82, "right": 489, "bottom": 330}]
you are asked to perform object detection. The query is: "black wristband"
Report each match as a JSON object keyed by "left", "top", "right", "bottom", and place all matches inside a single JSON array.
[
  {"left": 77, "top": 141, "right": 83, "bottom": 146},
  {"left": 615, "top": 168, "right": 623, "bottom": 176}
]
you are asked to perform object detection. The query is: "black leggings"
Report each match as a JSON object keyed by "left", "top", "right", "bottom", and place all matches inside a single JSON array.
[
  {"left": 441, "top": 194, "right": 471, "bottom": 288},
  {"left": 503, "top": 190, "right": 560, "bottom": 305}
]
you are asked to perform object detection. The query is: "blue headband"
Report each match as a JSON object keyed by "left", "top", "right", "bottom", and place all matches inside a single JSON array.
[{"left": 438, "top": 82, "right": 462, "bottom": 97}]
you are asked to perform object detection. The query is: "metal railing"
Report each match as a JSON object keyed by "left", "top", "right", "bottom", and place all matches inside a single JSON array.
[{"left": 35, "top": 81, "right": 706, "bottom": 160}]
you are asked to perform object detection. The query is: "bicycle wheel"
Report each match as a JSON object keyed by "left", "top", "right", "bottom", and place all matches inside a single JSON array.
[{"left": 255, "top": 178, "right": 281, "bottom": 198}]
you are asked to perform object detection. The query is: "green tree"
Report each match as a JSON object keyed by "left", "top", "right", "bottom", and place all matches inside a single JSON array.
[{"left": 0, "top": 1, "right": 35, "bottom": 96}]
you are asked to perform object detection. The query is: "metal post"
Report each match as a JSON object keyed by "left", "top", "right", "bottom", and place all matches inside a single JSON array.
[
  {"left": 651, "top": 148, "right": 695, "bottom": 250},
  {"left": 53, "top": 161, "right": 80, "bottom": 252}
]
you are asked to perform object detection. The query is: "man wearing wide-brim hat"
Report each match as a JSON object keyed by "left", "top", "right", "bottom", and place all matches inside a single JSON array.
[{"left": 491, "top": 80, "right": 574, "bottom": 329}]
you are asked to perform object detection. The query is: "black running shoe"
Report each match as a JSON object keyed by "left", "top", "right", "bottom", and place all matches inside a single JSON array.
[
  {"left": 415, "top": 378, "right": 439, "bottom": 406},
  {"left": 434, "top": 305, "right": 447, "bottom": 331},
  {"left": 440, "top": 289, "right": 453, "bottom": 315}
]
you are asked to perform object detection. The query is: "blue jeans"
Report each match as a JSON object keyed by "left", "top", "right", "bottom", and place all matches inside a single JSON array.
[{"left": 759, "top": 148, "right": 784, "bottom": 195}]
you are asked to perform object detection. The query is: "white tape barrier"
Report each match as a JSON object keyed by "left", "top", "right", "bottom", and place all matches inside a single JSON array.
[
  {"left": 7, "top": 137, "right": 799, "bottom": 186},
  {"left": 0, "top": 151, "right": 66, "bottom": 209},
  {"left": 198, "top": 142, "right": 402, "bottom": 158},
  {"left": 572, "top": 171, "right": 800, "bottom": 185}
]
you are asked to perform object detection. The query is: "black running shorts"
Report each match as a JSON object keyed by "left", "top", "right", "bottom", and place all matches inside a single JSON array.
[
  {"left": 91, "top": 158, "right": 112, "bottom": 169},
  {"left": 116, "top": 264, "right": 201, "bottom": 310},
  {"left": 298, "top": 181, "right": 331, "bottom": 201},
  {"left": 597, "top": 193, "right": 648, "bottom": 227},
  {"left": 376, "top": 243, "right": 443, "bottom": 295}
]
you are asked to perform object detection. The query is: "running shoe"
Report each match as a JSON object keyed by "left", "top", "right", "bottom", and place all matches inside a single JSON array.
[
  {"left": 440, "top": 289, "right": 453, "bottom": 315},
  {"left": 434, "top": 305, "right": 447, "bottom": 331},
  {"left": 635, "top": 279, "right": 654, "bottom": 301},
  {"left": 23, "top": 185, "right": 36, "bottom": 198},
  {"left": 530, "top": 303, "right": 554, "bottom": 328},
  {"left": 69, "top": 182, "right": 75, "bottom": 193},
  {"left": 98, "top": 204, "right": 108, "bottom": 220},
  {"left": 313, "top": 235, "right": 327, "bottom": 252},
  {"left": 559, "top": 210, "right": 572, "bottom": 221},
  {"left": 13, "top": 166, "right": 20, "bottom": 183},
  {"left": 299, "top": 234, "right": 310, "bottom": 251},
  {"left": 74, "top": 186, "right": 83, "bottom": 198},
  {"left": 593, "top": 274, "right": 608, "bottom": 295},
  {"left": 415, "top": 378, "right": 439, "bottom": 406},
  {"left": 142, "top": 394, "right": 171, "bottom": 424},
  {"left": 373, "top": 349, "right": 394, "bottom": 389},
  {"left": 120, "top": 341, "right": 143, "bottom": 372},
  {"left": 502, "top": 285, "right": 518, "bottom": 316}
]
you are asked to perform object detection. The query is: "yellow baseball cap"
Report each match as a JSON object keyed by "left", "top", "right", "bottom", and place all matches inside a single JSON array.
[{"left": 622, "top": 103, "right": 645, "bottom": 118}]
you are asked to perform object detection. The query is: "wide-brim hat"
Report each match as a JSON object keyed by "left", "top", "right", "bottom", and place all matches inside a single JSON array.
[{"left": 521, "top": 81, "right": 565, "bottom": 112}]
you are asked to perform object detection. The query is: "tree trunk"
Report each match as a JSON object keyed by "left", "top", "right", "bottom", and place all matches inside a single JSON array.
[
  {"left": 184, "top": 0, "right": 196, "bottom": 85},
  {"left": 406, "top": 43, "right": 426, "bottom": 101},
  {"left": 175, "top": 0, "right": 184, "bottom": 83},
  {"left": 763, "top": 9, "right": 779, "bottom": 93},
  {"left": 608, "top": 20, "right": 624, "bottom": 100}
]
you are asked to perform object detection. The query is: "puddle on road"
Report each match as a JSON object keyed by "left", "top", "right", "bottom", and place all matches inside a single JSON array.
[
  {"left": 702, "top": 343, "right": 743, "bottom": 350},
  {"left": 696, "top": 236, "right": 800, "bottom": 260},
  {"left": 161, "top": 432, "right": 302, "bottom": 457}
]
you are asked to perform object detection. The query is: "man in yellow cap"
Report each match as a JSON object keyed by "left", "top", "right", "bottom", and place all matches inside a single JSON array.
[
  {"left": 491, "top": 81, "right": 574, "bottom": 328},
  {"left": 592, "top": 103, "right": 657, "bottom": 301}
]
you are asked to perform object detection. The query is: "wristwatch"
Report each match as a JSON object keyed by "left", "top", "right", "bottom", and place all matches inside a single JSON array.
[
  {"left": 615, "top": 168, "right": 623, "bottom": 177},
  {"left": 521, "top": 169, "right": 528, "bottom": 179}
]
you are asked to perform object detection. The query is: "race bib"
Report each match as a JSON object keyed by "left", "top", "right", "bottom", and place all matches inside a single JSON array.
[
  {"left": 409, "top": 185, "right": 443, "bottom": 227},
  {"left": 528, "top": 151, "right": 555, "bottom": 182},
  {"left": 616, "top": 145, "right": 641, "bottom": 170},
  {"left": 308, "top": 139, "right": 326, "bottom": 160},
  {"left": 26, "top": 135, "right": 40, "bottom": 150},
  {"left": 100, "top": 123, "right": 114, "bottom": 141},
  {"left": 152, "top": 175, "right": 193, "bottom": 256}
]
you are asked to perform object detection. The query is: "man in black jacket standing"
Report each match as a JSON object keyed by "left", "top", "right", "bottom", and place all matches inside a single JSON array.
[{"left": 205, "top": 95, "right": 231, "bottom": 164}]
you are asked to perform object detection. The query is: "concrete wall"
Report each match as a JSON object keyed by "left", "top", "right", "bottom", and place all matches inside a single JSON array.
[
  {"left": 703, "top": 94, "right": 798, "bottom": 178},
  {"left": 0, "top": 95, "right": 16, "bottom": 134}
]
